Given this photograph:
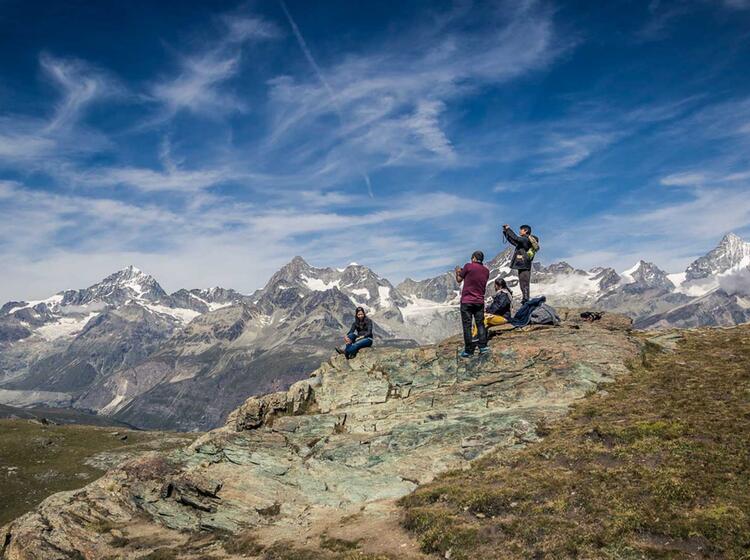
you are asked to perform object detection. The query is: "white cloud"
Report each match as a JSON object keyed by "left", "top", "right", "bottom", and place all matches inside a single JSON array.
[
  {"left": 264, "top": 0, "right": 565, "bottom": 178},
  {"left": 534, "top": 133, "right": 614, "bottom": 173},
  {"left": 552, "top": 184, "right": 750, "bottom": 273},
  {"left": 718, "top": 267, "right": 750, "bottom": 296},
  {"left": 39, "top": 54, "right": 123, "bottom": 131},
  {"left": 150, "top": 15, "right": 280, "bottom": 116},
  {"left": 404, "top": 100, "right": 456, "bottom": 159},
  {"left": 68, "top": 165, "right": 232, "bottom": 193},
  {"left": 660, "top": 171, "right": 709, "bottom": 187},
  {"left": 0, "top": 54, "right": 120, "bottom": 162}
]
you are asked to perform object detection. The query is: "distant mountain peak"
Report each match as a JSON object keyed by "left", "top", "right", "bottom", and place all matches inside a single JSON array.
[
  {"left": 620, "top": 260, "right": 673, "bottom": 291},
  {"left": 686, "top": 232, "right": 750, "bottom": 281},
  {"left": 57, "top": 266, "right": 169, "bottom": 308},
  {"left": 721, "top": 232, "right": 743, "bottom": 244}
]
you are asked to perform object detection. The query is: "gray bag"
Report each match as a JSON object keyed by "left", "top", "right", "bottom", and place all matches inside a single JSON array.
[{"left": 529, "top": 303, "right": 560, "bottom": 326}]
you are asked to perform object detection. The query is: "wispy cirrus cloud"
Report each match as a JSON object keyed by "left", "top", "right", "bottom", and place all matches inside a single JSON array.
[
  {"left": 0, "top": 54, "right": 121, "bottom": 162},
  {"left": 150, "top": 15, "right": 280, "bottom": 117},
  {"left": 533, "top": 133, "right": 615, "bottom": 173},
  {"left": 264, "top": 0, "right": 566, "bottom": 181}
]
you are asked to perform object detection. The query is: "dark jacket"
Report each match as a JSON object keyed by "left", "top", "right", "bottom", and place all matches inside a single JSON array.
[
  {"left": 348, "top": 317, "right": 373, "bottom": 340},
  {"left": 510, "top": 296, "right": 546, "bottom": 327},
  {"left": 504, "top": 228, "right": 533, "bottom": 271},
  {"left": 486, "top": 290, "right": 512, "bottom": 319}
]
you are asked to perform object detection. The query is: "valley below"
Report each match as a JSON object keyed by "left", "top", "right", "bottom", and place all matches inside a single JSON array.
[{"left": 0, "top": 418, "right": 197, "bottom": 527}]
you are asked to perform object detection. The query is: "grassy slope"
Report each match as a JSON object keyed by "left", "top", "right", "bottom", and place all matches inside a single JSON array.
[
  {"left": 400, "top": 325, "right": 750, "bottom": 559},
  {"left": 0, "top": 421, "right": 197, "bottom": 526}
]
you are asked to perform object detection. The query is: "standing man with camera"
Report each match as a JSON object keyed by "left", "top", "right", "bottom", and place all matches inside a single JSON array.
[
  {"left": 455, "top": 251, "right": 490, "bottom": 358},
  {"left": 502, "top": 224, "right": 537, "bottom": 304}
]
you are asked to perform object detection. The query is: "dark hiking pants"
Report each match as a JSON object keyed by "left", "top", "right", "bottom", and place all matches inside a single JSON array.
[
  {"left": 518, "top": 269, "right": 531, "bottom": 303},
  {"left": 460, "top": 303, "right": 487, "bottom": 353}
]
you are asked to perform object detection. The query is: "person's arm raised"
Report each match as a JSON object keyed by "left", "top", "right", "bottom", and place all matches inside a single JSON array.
[
  {"left": 455, "top": 265, "right": 464, "bottom": 284},
  {"left": 503, "top": 227, "right": 521, "bottom": 246}
]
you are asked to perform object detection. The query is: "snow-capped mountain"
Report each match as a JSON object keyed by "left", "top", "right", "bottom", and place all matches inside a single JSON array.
[
  {"left": 1, "top": 233, "right": 749, "bottom": 430},
  {"left": 665, "top": 233, "right": 750, "bottom": 298},
  {"left": 257, "top": 256, "right": 406, "bottom": 314},
  {"left": 620, "top": 261, "right": 675, "bottom": 291},
  {"left": 685, "top": 233, "right": 750, "bottom": 281}
]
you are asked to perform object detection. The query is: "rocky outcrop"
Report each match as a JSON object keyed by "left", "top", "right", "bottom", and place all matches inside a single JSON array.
[{"left": 1, "top": 313, "right": 639, "bottom": 559}]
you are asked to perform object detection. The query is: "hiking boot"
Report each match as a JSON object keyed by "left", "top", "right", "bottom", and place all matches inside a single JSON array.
[
  {"left": 479, "top": 347, "right": 491, "bottom": 355},
  {"left": 459, "top": 351, "right": 473, "bottom": 358},
  {"left": 335, "top": 347, "right": 344, "bottom": 355}
]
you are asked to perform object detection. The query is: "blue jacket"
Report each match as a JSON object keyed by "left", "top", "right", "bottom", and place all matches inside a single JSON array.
[
  {"left": 486, "top": 290, "right": 512, "bottom": 319},
  {"left": 510, "top": 296, "right": 546, "bottom": 327}
]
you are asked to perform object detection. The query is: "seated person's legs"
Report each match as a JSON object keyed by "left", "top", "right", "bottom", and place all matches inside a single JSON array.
[
  {"left": 485, "top": 314, "right": 508, "bottom": 328},
  {"left": 473, "top": 314, "right": 508, "bottom": 337},
  {"left": 346, "top": 337, "right": 373, "bottom": 358}
]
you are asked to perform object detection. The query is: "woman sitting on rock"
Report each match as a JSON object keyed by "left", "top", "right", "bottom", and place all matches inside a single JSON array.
[
  {"left": 473, "top": 277, "right": 513, "bottom": 337},
  {"left": 336, "top": 306, "right": 374, "bottom": 359}
]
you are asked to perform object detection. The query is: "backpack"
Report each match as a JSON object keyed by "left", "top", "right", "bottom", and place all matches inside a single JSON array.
[
  {"left": 526, "top": 234, "right": 540, "bottom": 260},
  {"left": 529, "top": 303, "right": 560, "bottom": 326}
]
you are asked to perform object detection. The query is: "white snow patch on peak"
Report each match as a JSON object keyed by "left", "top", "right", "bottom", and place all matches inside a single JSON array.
[
  {"left": 123, "top": 277, "right": 146, "bottom": 296},
  {"left": 143, "top": 304, "right": 200, "bottom": 324},
  {"left": 667, "top": 272, "right": 687, "bottom": 288},
  {"left": 35, "top": 312, "right": 99, "bottom": 341},
  {"left": 378, "top": 285, "right": 392, "bottom": 307},
  {"left": 536, "top": 273, "right": 601, "bottom": 297},
  {"left": 7, "top": 293, "right": 65, "bottom": 314},
  {"left": 619, "top": 261, "right": 643, "bottom": 284},
  {"left": 207, "top": 301, "right": 233, "bottom": 311},
  {"left": 350, "top": 288, "right": 370, "bottom": 299},
  {"left": 301, "top": 274, "right": 340, "bottom": 292}
]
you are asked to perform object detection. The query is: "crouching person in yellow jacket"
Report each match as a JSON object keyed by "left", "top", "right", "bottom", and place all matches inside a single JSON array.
[{"left": 473, "top": 278, "right": 513, "bottom": 337}]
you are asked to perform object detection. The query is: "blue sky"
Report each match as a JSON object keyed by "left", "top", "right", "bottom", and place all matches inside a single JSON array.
[{"left": 2, "top": 0, "right": 750, "bottom": 301}]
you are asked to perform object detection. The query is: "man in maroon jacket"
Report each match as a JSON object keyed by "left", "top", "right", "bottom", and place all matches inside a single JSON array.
[{"left": 455, "top": 250, "right": 490, "bottom": 358}]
